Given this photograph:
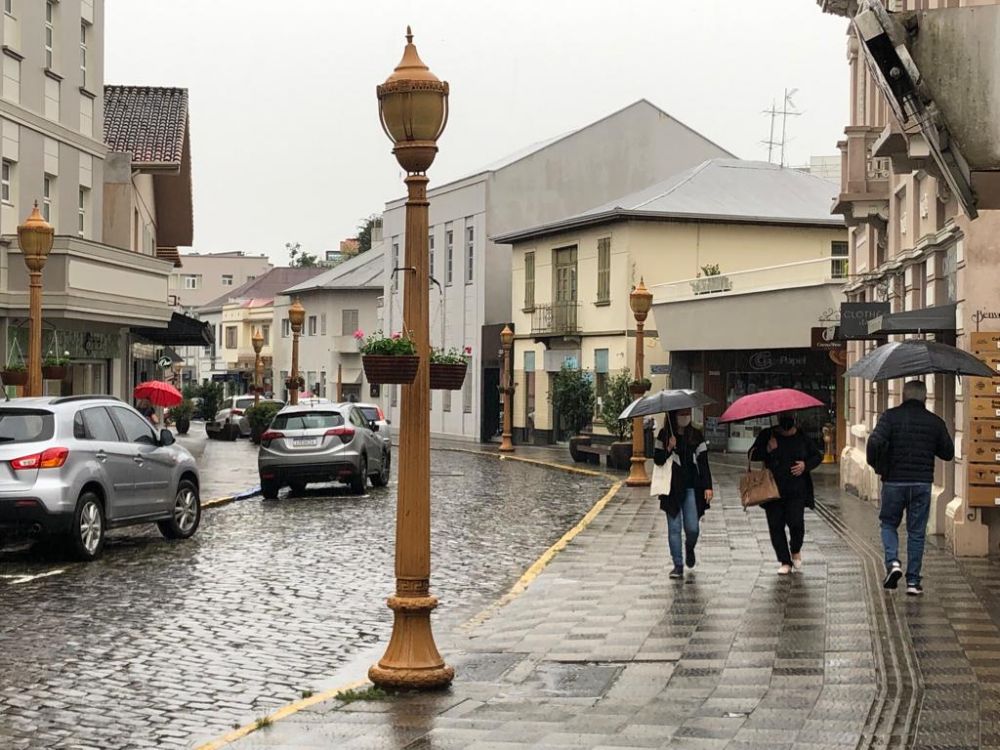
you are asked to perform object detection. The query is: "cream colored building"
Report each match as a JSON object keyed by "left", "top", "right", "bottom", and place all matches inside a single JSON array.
[
  {"left": 498, "top": 159, "right": 846, "bottom": 445},
  {"left": 170, "top": 251, "right": 272, "bottom": 309},
  {"left": 818, "top": 0, "right": 1000, "bottom": 555}
]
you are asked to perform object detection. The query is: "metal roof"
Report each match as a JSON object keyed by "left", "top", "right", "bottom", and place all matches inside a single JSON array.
[
  {"left": 282, "top": 247, "right": 386, "bottom": 294},
  {"left": 494, "top": 159, "right": 843, "bottom": 243}
]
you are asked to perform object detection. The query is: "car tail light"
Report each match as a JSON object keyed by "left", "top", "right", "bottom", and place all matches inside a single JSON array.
[
  {"left": 376, "top": 407, "right": 385, "bottom": 421},
  {"left": 232, "top": 409, "right": 244, "bottom": 416},
  {"left": 11, "top": 447, "right": 69, "bottom": 471},
  {"left": 260, "top": 430, "right": 284, "bottom": 447},
  {"left": 325, "top": 426, "right": 355, "bottom": 444}
]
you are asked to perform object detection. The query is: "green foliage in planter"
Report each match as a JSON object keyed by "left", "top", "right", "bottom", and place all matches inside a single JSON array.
[
  {"left": 196, "top": 382, "right": 225, "bottom": 421},
  {"left": 631, "top": 377, "right": 652, "bottom": 390},
  {"left": 355, "top": 329, "right": 417, "bottom": 356},
  {"left": 170, "top": 399, "right": 195, "bottom": 422},
  {"left": 600, "top": 370, "right": 634, "bottom": 441},
  {"left": 430, "top": 346, "right": 471, "bottom": 365},
  {"left": 700, "top": 263, "right": 721, "bottom": 277},
  {"left": 246, "top": 401, "right": 282, "bottom": 441},
  {"left": 3, "top": 363, "right": 25, "bottom": 373},
  {"left": 43, "top": 353, "right": 70, "bottom": 367},
  {"left": 549, "top": 363, "right": 595, "bottom": 436}
]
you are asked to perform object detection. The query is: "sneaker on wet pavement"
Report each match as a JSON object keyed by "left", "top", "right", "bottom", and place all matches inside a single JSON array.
[
  {"left": 906, "top": 583, "right": 923, "bottom": 596},
  {"left": 669, "top": 566, "right": 684, "bottom": 579},
  {"left": 685, "top": 546, "right": 696, "bottom": 569},
  {"left": 884, "top": 561, "right": 903, "bottom": 590},
  {"left": 777, "top": 564, "right": 792, "bottom": 575},
  {"left": 792, "top": 554, "right": 802, "bottom": 571}
]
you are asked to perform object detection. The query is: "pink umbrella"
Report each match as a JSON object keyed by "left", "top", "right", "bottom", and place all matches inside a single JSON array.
[
  {"left": 719, "top": 388, "right": 824, "bottom": 423},
  {"left": 134, "top": 380, "right": 183, "bottom": 408}
]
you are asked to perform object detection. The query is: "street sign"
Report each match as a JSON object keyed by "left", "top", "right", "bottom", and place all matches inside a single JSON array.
[
  {"left": 649, "top": 364, "right": 672, "bottom": 375},
  {"left": 157, "top": 356, "right": 172, "bottom": 369}
]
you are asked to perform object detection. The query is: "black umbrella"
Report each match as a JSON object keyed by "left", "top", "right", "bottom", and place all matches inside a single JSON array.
[
  {"left": 846, "top": 340, "right": 995, "bottom": 381},
  {"left": 618, "top": 389, "right": 715, "bottom": 420}
]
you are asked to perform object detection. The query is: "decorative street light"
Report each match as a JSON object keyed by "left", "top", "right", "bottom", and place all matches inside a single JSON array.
[
  {"left": 369, "top": 27, "right": 453, "bottom": 691},
  {"left": 499, "top": 325, "right": 515, "bottom": 453},
  {"left": 18, "top": 202, "right": 55, "bottom": 397},
  {"left": 627, "top": 279, "right": 653, "bottom": 487},
  {"left": 287, "top": 299, "right": 305, "bottom": 406},
  {"left": 251, "top": 328, "right": 264, "bottom": 407}
]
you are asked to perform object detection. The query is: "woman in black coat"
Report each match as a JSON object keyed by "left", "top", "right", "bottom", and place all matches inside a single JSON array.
[
  {"left": 654, "top": 408, "right": 713, "bottom": 580},
  {"left": 749, "top": 412, "right": 823, "bottom": 575}
]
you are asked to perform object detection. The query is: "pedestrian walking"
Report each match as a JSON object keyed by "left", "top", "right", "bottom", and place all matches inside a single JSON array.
[
  {"left": 750, "top": 412, "right": 822, "bottom": 575},
  {"left": 136, "top": 398, "right": 158, "bottom": 426},
  {"left": 653, "top": 409, "right": 713, "bottom": 579},
  {"left": 866, "top": 380, "right": 954, "bottom": 596}
]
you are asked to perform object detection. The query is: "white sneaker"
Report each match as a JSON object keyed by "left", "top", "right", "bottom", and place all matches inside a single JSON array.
[
  {"left": 777, "top": 564, "right": 792, "bottom": 575},
  {"left": 792, "top": 554, "right": 802, "bottom": 571}
]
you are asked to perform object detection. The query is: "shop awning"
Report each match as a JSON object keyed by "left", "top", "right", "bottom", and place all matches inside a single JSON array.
[
  {"left": 132, "top": 312, "right": 213, "bottom": 347},
  {"left": 867, "top": 304, "right": 957, "bottom": 336}
]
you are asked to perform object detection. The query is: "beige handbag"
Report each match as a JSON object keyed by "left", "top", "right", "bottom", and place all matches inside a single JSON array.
[{"left": 739, "top": 455, "right": 780, "bottom": 509}]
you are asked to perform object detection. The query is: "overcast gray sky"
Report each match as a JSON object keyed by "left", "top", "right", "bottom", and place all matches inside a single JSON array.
[{"left": 106, "top": 1, "right": 848, "bottom": 264}]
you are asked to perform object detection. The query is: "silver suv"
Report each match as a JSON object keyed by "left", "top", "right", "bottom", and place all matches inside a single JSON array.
[
  {"left": 258, "top": 402, "right": 390, "bottom": 499},
  {"left": 0, "top": 396, "right": 201, "bottom": 561}
]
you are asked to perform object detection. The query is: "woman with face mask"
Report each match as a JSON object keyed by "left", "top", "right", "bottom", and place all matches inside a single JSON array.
[
  {"left": 749, "top": 412, "right": 823, "bottom": 574},
  {"left": 653, "top": 408, "right": 713, "bottom": 579}
]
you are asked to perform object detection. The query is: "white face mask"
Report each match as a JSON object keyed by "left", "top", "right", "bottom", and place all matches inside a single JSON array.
[{"left": 676, "top": 415, "right": 692, "bottom": 428}]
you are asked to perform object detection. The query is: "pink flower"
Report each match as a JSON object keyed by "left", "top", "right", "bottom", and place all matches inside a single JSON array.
[
  {"left": 353, "top": 329, "right": 365, "bottom": 340},
  {"left": 391, "top": 332, "right": 401, "bottom": 340},
  {"left": 464, "top": 346, "right": 472, "bottom": 355}
]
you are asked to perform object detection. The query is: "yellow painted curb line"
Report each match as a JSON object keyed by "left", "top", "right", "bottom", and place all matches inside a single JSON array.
[
  {"left": 438, "top": 445, "right": 619, "bottom": 481},
  {"left": 461, "top": 480, "right": 624, "bottom": 632},
  {"left": 194, "top": 678, "right": 369, "bottom": 750}
]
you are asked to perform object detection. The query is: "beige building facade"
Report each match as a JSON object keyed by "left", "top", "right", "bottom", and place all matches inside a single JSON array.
[{"left": 170, "top": 251, "right": 273, "bottom": 309}]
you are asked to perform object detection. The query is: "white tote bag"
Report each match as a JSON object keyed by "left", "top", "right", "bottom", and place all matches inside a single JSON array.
[{"left": 649, "top": 456, "right": 675, "bottom": 497}]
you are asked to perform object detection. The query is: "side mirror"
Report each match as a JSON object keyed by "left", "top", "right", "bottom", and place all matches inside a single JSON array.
[
  {"left": 160, "top": 429, "right": 176, "bottom": 446},
  {"left": 369, "top": 421, "right": 379, "bottom": 432}
]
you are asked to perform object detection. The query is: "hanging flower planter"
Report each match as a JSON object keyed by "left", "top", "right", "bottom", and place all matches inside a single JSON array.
[
  {"left": 2, "top": 368, "right": 27, "bottom": 386},
  {"left": 42, "top": 365, "right": 68, "bottom": 381},
  {"left": 629, "top": 379, "right": 651, "bottom": 397},
  {"left": 363, "top": 355, "right": 419, "bottom": 385},
  {"left": 430, "top": 362, "right": 467, "bottom": 390}
]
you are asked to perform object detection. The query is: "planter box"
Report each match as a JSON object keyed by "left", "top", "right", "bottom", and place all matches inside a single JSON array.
[
  {"left": 430, "top": 362, "right": 467, "bottom": 390},
  {"left": 2, "top": 370, "right": 27, "bottom": 386},
  {"left": 42, "top": 365, "right": 68, "bottom": 381},
  {"left": 363, "top": 354, "right": 419, "bottom": 385},
  {"left": 608, "top": 441, "right": 633, "bottom": 471}
]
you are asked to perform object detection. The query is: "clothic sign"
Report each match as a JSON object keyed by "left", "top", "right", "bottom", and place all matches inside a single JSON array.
[{"left": 839, "top": 303, "right": 889, "bottom": 339}]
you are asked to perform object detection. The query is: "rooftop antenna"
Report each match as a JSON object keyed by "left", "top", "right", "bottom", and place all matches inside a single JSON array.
[{"left": 761, "top": 88, "right": 802, "bottom": 166}]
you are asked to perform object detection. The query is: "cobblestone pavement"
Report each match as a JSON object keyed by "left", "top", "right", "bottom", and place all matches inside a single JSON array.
[
  {"left": 229, "top": 466, "right": 881, "bottom": 750},
  {"left": 0, "top": 441, "right": 608, "bottom": 750}
]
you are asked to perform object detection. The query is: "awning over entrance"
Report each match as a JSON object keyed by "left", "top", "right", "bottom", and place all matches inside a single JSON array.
[
  {"left": 867, "top": 304, "right": 957, "bottom": 336},
  {"left": 132, "top": 312, "right": 213, "bottom": 347}
]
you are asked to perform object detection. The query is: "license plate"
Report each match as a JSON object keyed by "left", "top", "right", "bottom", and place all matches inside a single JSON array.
[{"left": 293, "top": 438, "right": 318, "bottom": 448}]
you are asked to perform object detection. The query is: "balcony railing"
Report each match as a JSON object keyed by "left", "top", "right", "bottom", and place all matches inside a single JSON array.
[
  {"left": 651, "top": 257, "right": 845, "bottom": 304},
  {"left": 531, "top": 301, "right": 581, "bottom": 335}
]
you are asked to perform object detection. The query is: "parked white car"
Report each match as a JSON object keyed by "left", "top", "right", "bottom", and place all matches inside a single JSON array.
[{"left": 206, "top": 396, "right": 283, "bottom": 440}]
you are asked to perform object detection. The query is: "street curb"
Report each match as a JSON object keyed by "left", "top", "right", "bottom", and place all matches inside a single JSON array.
[
  {"left": 202, "top": 486, "right": 261, "bottom": 510},
  {"left": 437, "top": 445, "right": 621, "bottom": 481}
]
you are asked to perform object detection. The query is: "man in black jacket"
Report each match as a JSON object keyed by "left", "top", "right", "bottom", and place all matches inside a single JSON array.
[{"left": 867, "top": 380, "right": 954, "bottom": 596}]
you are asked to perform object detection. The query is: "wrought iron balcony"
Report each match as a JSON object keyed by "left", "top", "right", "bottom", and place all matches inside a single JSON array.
[{"left": 531, "top": 302, "right": 581, "bottom": 335}]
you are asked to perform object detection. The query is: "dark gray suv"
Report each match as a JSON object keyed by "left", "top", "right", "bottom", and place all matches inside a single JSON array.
[{"left": 0, "top": 396, "right": 201, "bottom": 561}]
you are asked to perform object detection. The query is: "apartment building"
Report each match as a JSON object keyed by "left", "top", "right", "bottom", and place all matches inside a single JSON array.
[{"left": 170, "top": 251, "right": 273, "bottom": 309}]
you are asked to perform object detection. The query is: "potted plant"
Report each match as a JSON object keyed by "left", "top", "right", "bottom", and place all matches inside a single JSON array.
[
  {"left": 690, "top": 263, "right": 732, "bottom": 295},
  {"left": 246, "top": 401, "right": 282, "bottom": 444},
  {"left": 602, "top": 370, "right": 635, "bottom": 470},
  {"left": 430, "top": 346, "right": 471, "bottom": 390},
  {"left": 550, "top": 363, "right": 596, "bottom": 452},
  {"left": 170, "top": 399, "right": 195, "bottom": 435},
  {"left": 42, "top": 351, "right": 70, "bottom": 381},
  {"left": 356, "top": 329, "right": 419, "bottom": 385},
  {"left": 629, "top": 377, "right": 652, "bottom": 397},
  {"left": 1, "top": 362, "right": 26, "bottom": 387},
  {"left": 284, "top": 374, "right": 306, "bottom": 392}
]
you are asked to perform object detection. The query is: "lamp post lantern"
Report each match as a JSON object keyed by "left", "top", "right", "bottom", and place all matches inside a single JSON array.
[
  {"left": 18, "top": 202, "right": 55, "bottom": 397},
  {"left": 627, "top": 279, "right": 653, "bottom": 487},
  {"left": 499, "top": 325, "right": 515, "bottom": 453},
  {"left": 251, "top": 328, "right": 264, "bottom": 407},
  {"left": 287, "top": 299, "right": 305, "bottom": 406},
  {"left": 369, "top": 27, "right": 453, "bottom": 691}
]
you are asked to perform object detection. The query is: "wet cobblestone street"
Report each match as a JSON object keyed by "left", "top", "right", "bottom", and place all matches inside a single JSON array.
[{"left": 0, "top": 439, "right": 609, "bottom": 750}]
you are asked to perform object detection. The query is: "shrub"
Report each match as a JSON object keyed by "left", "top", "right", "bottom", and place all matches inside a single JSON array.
[
  {"left": 170, "top": 399, "right": 195, "bottom": 422},
  {"left": 246, "top": 401, "right": 282, "bottom": 443},
  {"left": 600, "top": 370, "right": 633, "bottom": 441},
  {"left": 549, "top": 363, "right": 595, "bottom": 436},
  {"left": 196, "top": 382, "right": 225, "bottom": 421}
]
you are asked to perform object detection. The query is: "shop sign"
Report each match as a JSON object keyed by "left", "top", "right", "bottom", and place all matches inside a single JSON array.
[
  {"left": 811, "top": 326, "right": 845, "bottom": 351},
  {"left": 10, "top": 328, "right": 120, "bottom": 360},
  {"left": 157, "top": 356, "right": 173, "bottom": 369},
  {"left": 839, "top": 302, "right": 890, "bottom": 339},
  {"left": 649, "top": 364, "right": 671, "bottom": 375},
  {"left": 746, "top": 351, "right": 808, "bottom": 372}
]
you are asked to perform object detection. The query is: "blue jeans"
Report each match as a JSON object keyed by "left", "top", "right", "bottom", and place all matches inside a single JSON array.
[
  {"left": 880, "top": 482, "right": 931, "bottom": 586},
  {"left": 667, "top": 488, "right": 699, "bottom": 567}
]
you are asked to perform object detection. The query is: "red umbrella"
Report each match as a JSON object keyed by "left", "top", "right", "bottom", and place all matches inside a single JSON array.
[
  {"left": 719, "top": 388, "right": 824, "bottom": 423},
  {"left": 134, "top": 380, "right": 183, "bottom": 408}
]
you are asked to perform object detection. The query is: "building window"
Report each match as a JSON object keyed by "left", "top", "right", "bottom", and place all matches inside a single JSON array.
[
  {"left": 597, "top": 237, "right": 611, "bottom": 304},
  {"left": 445, "top": 227, "right": 454, "bottom": 285},
  {"left": 391, "top": 384, "right": 398, "bottom": 408},
  {"left": 308, "top": 316, "right": 317, "bottom": 336},
  {"left": 221, "top": 274, "right": 233, "bottom": 286},
  {"left": 342, "top": 308, "right": 359, "bottom": 335},
  {"left": 831, "top": 240, "right": 849, "bottom": 279},
  {"left": 44, "top": 2, "right": 54, "bottom": 68},
  {"left": 79, "top": 95, "right": 93, "bottom": 137},
  {"left": 3, "top": 0, "right": 12, "bottom": 16},
  {"left": 465, "top": 223, "right": 474, "bottom": 284},
  {"left": 391, "top": 238, "right": 399, "bottom": 291},
  {"left": 320, "top": 313, "right": 327, "bottom": 336},
  {"left": 594, "top": 349, "right": 609, "bottom": 416},
  {"left": 261, "top": 324, "right": 270, "bottom": 346},
  {"left": 282, "top": 319, "right": 290, "bottom": 338},
  {"left": 182, "top": 275, "right": 200, "bottom": 290},
  {"left": 1, "top": 160, "right": 12, "bottom": 204},
  {"left": 77, "top": 186, "right": 89, "bottom": 237},
  {"left": 45, "top": 76, "right": 60, "bottom": 121},
  {"left": 80, "top": 22, "right": 88, "bottom": 88},
  {"left": 462, "top": 369, "right": 472, "bottom": 413},
  {"left": 224, "top": 326, "right": 237, "bottom": 349},
  {"left": 2, "top": 53, "right": 20, "bottom": 103},
  {"left": 42, "top": 174, "right": 53, "bottom": 222},
  {"left": 429, "top": 231, "right": 435, "bottom": 281},
  {"left": 442, "top": 388, "right": 451, "bottom": 412},
  {"left": 523, "top": 251, "right": 535, "bottom": 310}
]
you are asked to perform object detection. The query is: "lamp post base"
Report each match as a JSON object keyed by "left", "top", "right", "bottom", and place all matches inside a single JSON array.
[
  {"left": 369, "top": 593, "right": 454, "bottom": 690},
  {"left": 499, "top": 435, "right": 514, "bottom": 453},
  {"left": 626, "top": 456, "right": 650, "bottom": 487}
]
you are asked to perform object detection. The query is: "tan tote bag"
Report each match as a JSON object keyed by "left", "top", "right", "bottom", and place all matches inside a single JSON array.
[{"left": 739, "top": 454, "right": 780, "bottom": 509}]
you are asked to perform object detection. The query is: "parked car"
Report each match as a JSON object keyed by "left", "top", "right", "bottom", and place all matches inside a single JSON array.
[
  {"left": 207, "top": 396, "right": 283, "bottom": 440},
  {"left": 0, "top": 396, "right": 201, "bottom": 561},
  {"left": 354, "top": 402, "right": 391, "bottom": 442},
  {"left": 257, "top": 402, "right": 391, "bottom": 499}
]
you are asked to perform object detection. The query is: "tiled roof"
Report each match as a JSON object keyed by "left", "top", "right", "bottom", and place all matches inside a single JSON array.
[
  {"left": 197, "top": 267, "right": 325, "bottom": 313},
  {"left": 104, "top": 86, "right": 189, "bottom": 164}
]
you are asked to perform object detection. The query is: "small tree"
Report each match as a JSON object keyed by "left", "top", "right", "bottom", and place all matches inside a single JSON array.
[
  {"left": 287, "top": 241, "right": 318, "bottom": 268},
  {"left": 600, "top": 370, "right": 633, "bottom": 441},
  {"left": 549, "top": 363, "right": 595, "bottom": 437},
  {"left": 196, "top": 382, "right": 225, "bottom": 421},
  {"left": 356, "top": 215, "right": 380, "bottom": 254}
]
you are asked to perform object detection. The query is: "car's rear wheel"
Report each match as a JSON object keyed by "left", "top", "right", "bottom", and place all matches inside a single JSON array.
[
  {"left": 350, "top": 456, "right": 367, "bottom": 495},
  {"left": 68, "top": 492, "right": 105, "bottom": 562},
  {"left": 371, "top": 450, "right": 390, "bottom": 487},
  {"left": 261, "top": 478, "right": 280, "bottom": 500},
  {"left": 157, "top": 479, "right": 201, "bottom": 540}
]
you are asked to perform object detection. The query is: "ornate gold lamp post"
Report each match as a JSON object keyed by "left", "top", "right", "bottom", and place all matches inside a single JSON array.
[
  {"left": 499, "top": 325, "right": 515, "bottom": 453},
  {"left": 287, "top": 299, "right": 305, "bottom": 406},
  {"left": 251, "top": 328, "right": 264, "bottom": 407},
  {"left": 369, "top": 27, "right": 453, "bottom": 690},
  {"left": 626, "top": 279, "right": 653, "bottom": 487},
  {"left": 18, "top": 202, "right": 55, "bottom": 397}
]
